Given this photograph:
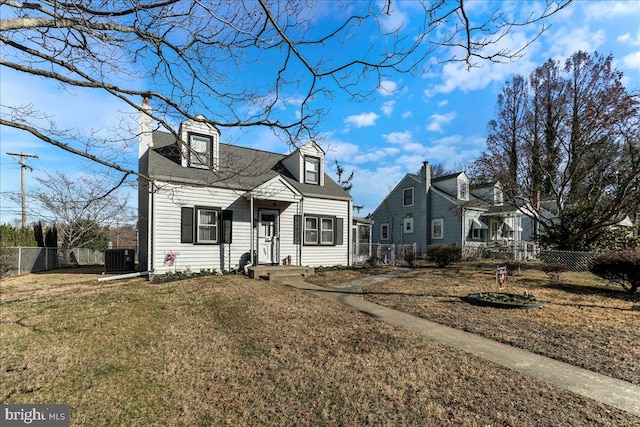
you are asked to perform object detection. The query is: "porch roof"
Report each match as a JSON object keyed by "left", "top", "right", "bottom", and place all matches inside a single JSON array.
[{"left": 243, "top": 176, "right": 302, "bottom": 202}]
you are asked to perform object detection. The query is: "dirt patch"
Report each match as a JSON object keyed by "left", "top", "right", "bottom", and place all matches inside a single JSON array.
[{"left": 361, "top": 266, "right": 640, "bottom": 385}]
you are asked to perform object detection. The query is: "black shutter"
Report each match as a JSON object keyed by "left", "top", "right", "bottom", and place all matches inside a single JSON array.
[
  {"left": 293, "top": 215, "right": 301, "bottom": 245},
  {"left": 221, "top": 210, "right": 233, "bottom": 244},
  {"left": 181, "top": 207, "right": 194, "bottom": 243},
  {"left": 335, "top": 217, "right": 344, "bottom": 245}
]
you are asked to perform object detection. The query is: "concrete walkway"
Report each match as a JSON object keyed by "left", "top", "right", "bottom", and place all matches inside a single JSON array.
[{"left": 279, "top": 269, "right": 640, "bottom": 418}]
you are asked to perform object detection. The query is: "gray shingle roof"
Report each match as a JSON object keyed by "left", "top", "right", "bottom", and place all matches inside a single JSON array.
[{"left": 146, "top": 131, "right": 352, "bottom": 201}]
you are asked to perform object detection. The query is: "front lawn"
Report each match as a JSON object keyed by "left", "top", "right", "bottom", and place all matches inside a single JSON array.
[{"left": 1, "top": 270, "right": 638, "bottom": 425}]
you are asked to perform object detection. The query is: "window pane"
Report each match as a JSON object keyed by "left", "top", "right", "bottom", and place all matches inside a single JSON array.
[
  {"left": 321, "top": 218, "right": 334, "bottom": 244},
  {"left": 191, "top": 135, "right": 210, "bottom": 165},
  {"left": 199, "top": 225, "right": 217, "bottom": 241},
  {"left": 403, "top": 188, "right": 413, "bottom": 205},
  {"left": 305, "top": 217, "right": 318, "bottom": 243},
  {"left": 305, "top": 157, "right": 319, "bottom": 183},
  {"left": 197, "top": 208, "right": 218, "bottom": 242},
  {"left": 199, "top": 210, "right": 217, "bottom": 225}
]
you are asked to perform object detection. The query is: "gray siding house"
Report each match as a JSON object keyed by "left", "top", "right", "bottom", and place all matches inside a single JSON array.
[
  {"left": 138, "top": 101, "right": 353, "bottom": 274},
  {"left": 371, "top": 162, "right": 532, "bottom": 257}
]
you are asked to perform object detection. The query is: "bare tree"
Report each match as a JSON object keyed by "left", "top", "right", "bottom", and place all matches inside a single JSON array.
[
  {"left": 8, "top": 171, "right": 133, "bottom": 251},
  {"left": 1, "top": 0, "right": 571, "bottom": 182},
  {"left": 471, "top": 51, "right": 640, "bottom": 250}
]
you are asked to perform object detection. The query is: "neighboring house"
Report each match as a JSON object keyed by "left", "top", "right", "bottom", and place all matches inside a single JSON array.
[
  {"left": 138, "top": 101, "right": 353, "bottom": 274},
  {"left": 370, "top": 162, "right": 533, "bottom": 257}
]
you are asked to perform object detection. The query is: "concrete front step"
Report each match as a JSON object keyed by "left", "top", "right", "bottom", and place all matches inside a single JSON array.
[{"left": 248, "top": 265, "right": 315, "bottom": 280}]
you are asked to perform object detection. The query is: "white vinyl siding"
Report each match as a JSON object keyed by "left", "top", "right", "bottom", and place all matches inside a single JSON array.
[
  {"left": 151, "top": 183, "right": 248, "bottom": 273},
  {"left": 301, "top": 197, "right": 349, "bottom": 266}
]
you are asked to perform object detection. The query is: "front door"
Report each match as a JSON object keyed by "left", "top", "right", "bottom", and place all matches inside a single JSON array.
[{"left": 258, "top": 209, "right": 279, "bottom": 265}]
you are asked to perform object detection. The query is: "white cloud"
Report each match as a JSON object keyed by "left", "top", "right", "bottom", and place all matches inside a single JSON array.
[
  {"left": 437, "top": 100, "right": 448, "bottom": 107},
  {"left": 382, "top": 130, "right": 412, "bottom": 144},
  {"left": 401, "top": 111, "right": 413, "bottom": 119},
  {"left": 621, "top": 51, "right": 640, "bottom": 71},
  {"left": 544, "top": 26, "right": 606, "bottom": 60},
  {"left": 381, "top": 100, "right": 396, "bottom": 117},
  {"left": 617, "top": 31, "right": 640, "bottom": 46},
  {"left": 584, "top": 1, "right": 640, "bottom": 20},
  {"left": 427, "top": 112, "right": 457, "bottom": 133},
  {"left": 352, "top": 147, "right": 401, "bottom": 164},
  {"left": 377, "top": 80, "right": 398, "bottom": 96},
  {"left": 344, "top": 112, "right": 380, "bottom": 128},
  {"left": 378, "top": 1, "right": 408, "bottom": 33}
]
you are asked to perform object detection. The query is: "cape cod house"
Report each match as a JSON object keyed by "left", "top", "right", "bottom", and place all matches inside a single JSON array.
[
  {"left": 138, "top": 101, "right": 353, "bottom": 274},
  {"left": 370, "top": 162, "right": 534, "bottom": 259}
]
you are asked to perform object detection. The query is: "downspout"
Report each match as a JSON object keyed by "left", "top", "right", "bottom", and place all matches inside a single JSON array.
[
  {"left": 348, "top": 199, "right": 353, "bottom": 266},
  {"left": 148, "top": 182, "right": 154, "bottom": 272},
  {"left": 299, "top": 197, "right": 304, "bottom": 266},
  {"left": 250, "top": 194, "right": 254, "bottom": 266}
]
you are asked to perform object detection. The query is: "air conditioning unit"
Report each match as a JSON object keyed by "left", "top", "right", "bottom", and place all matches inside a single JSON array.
[{"left": 104, "top": 249, "right": 136, "bottom": 274}]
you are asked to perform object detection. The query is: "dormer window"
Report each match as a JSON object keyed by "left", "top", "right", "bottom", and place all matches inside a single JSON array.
[
  {"left": 458, "top": 178, "right": 469, "bottom": 201},
  {"left": 494, "top": 188, "right": 503, "bottom": 205},
  {"left": 305, "top": 156, "right": 320, "bottom": 184},
  {"left": 188, "top": 133, "right": 212, "bottom": 168}
]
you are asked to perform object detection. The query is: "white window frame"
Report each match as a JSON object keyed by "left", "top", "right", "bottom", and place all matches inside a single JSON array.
[
  {"left": 403, "top": 217, "right": 414, "bottom": 234},
  {"left": 320, "top": 218, "right": 335, "bottom": 245},
  {"left": 431, "top": 218, "right": 444, "bottom": 240},
  {"left": 304, "top": 216, "right": 319, "bottom": 244},
  {"left": 195, "top": 206, "right": 219, "bottom": 244},
  {"left": 458, "top": 178, "right": 469, "bottom": 201},
  {"left": 304, "top": 156, "right": 320, "bottom": 184},
  {"left": 403, "top": 187, "right": 414, "bottom": 207},
  {"left": 472, "top": 227, "right": 482, "bottom": 239},
  {"left": 380, "top": 223, "right": 389, "bottom": 240},
  {"left": 189, "top": 133, "right": 212, "bottom": 168}
]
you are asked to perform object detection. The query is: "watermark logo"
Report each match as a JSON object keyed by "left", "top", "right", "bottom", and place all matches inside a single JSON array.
[{"left": 1, "top": 405, "right": 69, "bottom": 426}]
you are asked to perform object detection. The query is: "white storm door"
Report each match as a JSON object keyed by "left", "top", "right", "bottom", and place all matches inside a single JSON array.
[{"left": 258, "top": 210, "right": 279, "bottom": 264}]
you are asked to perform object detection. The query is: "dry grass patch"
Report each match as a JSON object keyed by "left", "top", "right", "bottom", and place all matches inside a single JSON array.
[
  {"left": 1, "top": 270, "right": 638, "bottom": 425},
  {"left": 362, "top": 266, "right": 640, "bottom": 385}
]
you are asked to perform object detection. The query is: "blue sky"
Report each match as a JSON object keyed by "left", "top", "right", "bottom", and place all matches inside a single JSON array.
[{"left": 1, "top": 0, "right": 639, "bottom": 224}]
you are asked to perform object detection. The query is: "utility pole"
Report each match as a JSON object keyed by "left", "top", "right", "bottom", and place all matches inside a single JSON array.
[{"left": 6, "top": 152, "right": 39, "bottom": 228}]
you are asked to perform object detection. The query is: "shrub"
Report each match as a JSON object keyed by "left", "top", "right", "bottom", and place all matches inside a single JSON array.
[
  {"left": 541, "top": 263, "right": 568, "bottom": 284},
  {"left": 589, "top": 250, "right": 640, "bottom": 294},
  {"left": 504, "top": 260, "right": 521, "bottom": 275},
  {"left": 426, "top": 245, "right": 461, "bottom": 268}
]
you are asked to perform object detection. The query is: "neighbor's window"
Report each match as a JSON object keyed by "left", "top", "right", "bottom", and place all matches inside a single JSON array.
[
  {"left": 458, "top": 179, "right": 469, "bottom": 200},
  {"left": 381, "top": 223, "right": 389, "bottom": 240},
  {"left": 304, "top": 217, "right": 318, "bottom": 244},
  {"left": 403, "top": 187, "right": 414, "bottom": 206},
  {"left": 189, "top": 133, "right": 212, "bottom": 167},
  {"left": 403, "top": 217, "right": 414, "bottom": 234},
  {"left": 196, "top": 207, "right": 219, "bottom": 244},
  {"left": 431, "top": 219, "right": 444, "bottom": 240},
  {"left": 305, "top": 156, "right": 320, "bottom": 184},
  {"left": 320, "top": 218, "right": 335, "bottom": 244}
]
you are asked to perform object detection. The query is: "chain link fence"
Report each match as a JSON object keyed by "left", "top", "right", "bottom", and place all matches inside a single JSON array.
[{"left": 0, "top": 247, "right": 105, "bottom": 276}]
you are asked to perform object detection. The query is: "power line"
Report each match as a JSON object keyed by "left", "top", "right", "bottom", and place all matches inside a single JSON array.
[{"left": 6, "top": 152, "right": 39, "bottom": 228}]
